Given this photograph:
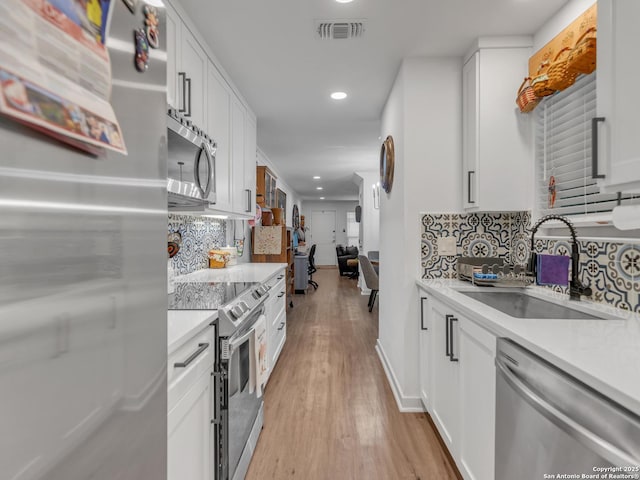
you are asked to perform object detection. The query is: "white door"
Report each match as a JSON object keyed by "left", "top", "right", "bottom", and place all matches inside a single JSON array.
[{"left": 310, "top": 210, "right": 336, "bottom": 266}]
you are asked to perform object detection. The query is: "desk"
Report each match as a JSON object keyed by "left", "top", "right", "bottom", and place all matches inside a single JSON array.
[{"left": 294, "top": 254, "right": 309, "bottom": 293}]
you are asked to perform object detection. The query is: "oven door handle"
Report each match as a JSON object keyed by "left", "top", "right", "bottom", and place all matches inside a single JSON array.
[
  {"left": 229, "top": 327, "right": 254, "bottom": 355},
  {"left": 495, "top": 358, "right": 636, "bottom": 467}
]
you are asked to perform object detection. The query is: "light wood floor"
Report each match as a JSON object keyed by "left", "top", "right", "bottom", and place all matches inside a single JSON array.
[{"left": 246, "top": 268, "right": 459, "bottom": 480}]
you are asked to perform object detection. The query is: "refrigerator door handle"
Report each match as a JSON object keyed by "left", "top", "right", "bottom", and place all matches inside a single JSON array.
[
  {"left": 178, "top": 72, "right": 187, "bottom": 114},
  {"left": 185, "top": 77, "right": 192, "bottom": 117}
]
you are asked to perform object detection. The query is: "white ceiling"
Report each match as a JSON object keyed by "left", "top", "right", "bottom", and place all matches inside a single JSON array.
[{"left": 179, "top": 0, "right": 568, "bottom": 201}]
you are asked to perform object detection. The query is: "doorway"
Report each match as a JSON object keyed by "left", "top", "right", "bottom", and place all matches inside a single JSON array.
[{"left": 310, "top": 210, "right": 336, "bottom": 266}]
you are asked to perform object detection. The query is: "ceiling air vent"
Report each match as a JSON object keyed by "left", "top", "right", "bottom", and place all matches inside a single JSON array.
[{"left": 316, "top": 20, "right": 366, "bottom": 40}]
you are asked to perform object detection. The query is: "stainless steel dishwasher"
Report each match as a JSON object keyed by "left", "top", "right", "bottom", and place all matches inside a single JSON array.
[{"left": 495, "top": 339, "right": 640, "bottom": 479}]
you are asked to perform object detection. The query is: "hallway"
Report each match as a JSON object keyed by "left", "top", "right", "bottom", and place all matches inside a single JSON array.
[{"left": 246, "top": 268, "right": 458, "bottom": 480}]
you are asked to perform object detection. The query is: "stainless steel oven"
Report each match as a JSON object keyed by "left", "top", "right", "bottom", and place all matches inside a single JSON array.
[
  {"left": 217, "top": 306, "right": 266, "bottom": 480},
  {"left": 495, "top": 338, "right": 640, "bottom": 479}
]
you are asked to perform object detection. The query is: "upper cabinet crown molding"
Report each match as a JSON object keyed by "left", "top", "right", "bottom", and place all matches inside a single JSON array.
[
  {"left": 463, "top": 36, "right": 533, "bottom": 64},
  {"left": 595, "top": 0, "right": 640, "bottom": 194}
]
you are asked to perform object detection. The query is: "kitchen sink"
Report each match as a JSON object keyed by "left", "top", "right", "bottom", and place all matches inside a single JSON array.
[{"left": 459, "top": 290, "right": 616, "bottom": 320}]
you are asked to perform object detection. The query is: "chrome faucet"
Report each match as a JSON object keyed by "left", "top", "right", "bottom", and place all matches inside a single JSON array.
[{"left": 527, "top": 214, "right": 592, "bottom": 300}]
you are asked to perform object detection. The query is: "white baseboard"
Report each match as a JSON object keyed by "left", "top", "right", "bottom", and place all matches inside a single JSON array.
[{"left": 375, "top": 340, "right": 424, "bottom": 412}]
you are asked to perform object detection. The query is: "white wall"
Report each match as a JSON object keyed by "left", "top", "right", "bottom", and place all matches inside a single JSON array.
[
  {"left": 354, "top": 171, "right": 380, "bottom": 256},
  {"left": 534, "top": 0, "right": 596, "bottom": 51},
  {"left": 378, "top": 57, "right": 462, "bottom": 411},
  {"left": 303, "top": 201, "right": 358, "bottom": 262}
]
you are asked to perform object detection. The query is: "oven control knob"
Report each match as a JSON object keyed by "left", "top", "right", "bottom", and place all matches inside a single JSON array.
[
  {"left": 230, "top": 305, "right": 244, "bottom": 319},
  {"left": 239, "top": 301, "right": 250, "bottom": 312},
  {"left": 260, "top": 285, "right": 269, "bottom": 294},
  {"left": 254, "top": 288, "right": 263, "bottom": 297}
]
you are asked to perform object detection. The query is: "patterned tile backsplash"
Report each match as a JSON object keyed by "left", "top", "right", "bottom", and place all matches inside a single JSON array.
[
  {"left": 168, "top": 214, "right": 226, "bottom": 275},
  {"left": 420, "top": 212, "right": 640, "bottom": 312}
]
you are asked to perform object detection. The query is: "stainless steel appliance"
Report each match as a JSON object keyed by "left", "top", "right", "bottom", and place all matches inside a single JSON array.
[
  {"left": 495, "top": 339, "right": 640, "bottom": 479},
  {"left": 167, "top": 107, "right": 217, "bottom": 211},
  {"left": 0, "top": 2, "right": 168, "bottom": 479},
  {"left": 168, "top": 281, "right": 270, "bottom": 480}
]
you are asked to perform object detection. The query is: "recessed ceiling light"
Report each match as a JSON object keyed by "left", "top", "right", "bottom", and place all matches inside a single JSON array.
[
  {"left": 320, "top": 197, "right": 325, "bottom": 200},
  {"left": 316, "top": 187, "right": 323, "bottom": 190},
  {"left": 313, "top": 176, "right": 321, "bottom": 180},
  {"left": 335, "top": 0, "right": 353, "bottom": 3},
  {"left": 330, "top": 91, "right": 347, "bottom": 100}
]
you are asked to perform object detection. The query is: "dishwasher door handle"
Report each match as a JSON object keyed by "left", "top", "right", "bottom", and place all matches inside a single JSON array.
[{"left": 495, "top": 358, "right": 637, "bottom": 467}]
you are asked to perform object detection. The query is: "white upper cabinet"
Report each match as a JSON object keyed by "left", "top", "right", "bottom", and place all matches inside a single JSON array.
[
  {"left": 462, "top": 42, "right": 533, "bottom": 211},
  {"left": 596, "top": 0, "right": 640, "bottom": 193},
  {"left": 164, "top": 0, "right": 258, "bottom": 218},
  {"left": 244, "top": 114, "right": 257, "bottom": 214},
  {"left": 207, "top": 62, "right": 232, "bottom": 212},
  {"left": 179, "top": 27, "right": 207, "bottom": 129},
  {"left": 165, "top": 2, "right": 180, "bottom": 111},
  {"left": 231, "top": 98, "right": 246, "bottom": 215}
]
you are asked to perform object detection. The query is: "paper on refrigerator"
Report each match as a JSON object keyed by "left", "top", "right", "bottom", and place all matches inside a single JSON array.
[{"left": 0, "top": 0, "right": 127, "bottom": 154}]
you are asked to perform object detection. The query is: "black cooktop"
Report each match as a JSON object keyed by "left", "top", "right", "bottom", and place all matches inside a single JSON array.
[{"left": 168, "top": 282, "right": 257, "bottom": 310}]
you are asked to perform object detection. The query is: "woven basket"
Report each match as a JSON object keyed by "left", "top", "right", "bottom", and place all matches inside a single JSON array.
[
  {"left": 567, "top": 27, "right": 597, "bottom": 76},
  {"left": 546, "top": 47, "right": 579, "bottom": 92},
  {"left": 516, "top": 77, "right": 541, "bottom": 113},
  {"left": 531, "top": 61, "right": 555, "bottom": 98}
]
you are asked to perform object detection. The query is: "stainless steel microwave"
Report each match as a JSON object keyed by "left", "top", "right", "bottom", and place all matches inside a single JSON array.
[{"left": 167, "top": 107, "right": 217, "bottom": 211}]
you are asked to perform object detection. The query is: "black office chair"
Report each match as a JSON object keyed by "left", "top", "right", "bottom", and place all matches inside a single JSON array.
[{"left": 308, "top": 244, "right": 318, "bottom": 290}]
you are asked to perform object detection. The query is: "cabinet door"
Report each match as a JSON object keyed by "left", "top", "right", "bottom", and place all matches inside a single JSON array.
[
  {"left": 429, "top": 299, "right": 460, "bottom": 450},
  {"left": 458, "top": 317, "right": 497, "bottom": 480},
  {"left": 207, "top": 62, "right": 232, "bottom": 211},
  {"left": 165, "top": 2, "right": 180, "bottom": 109},
  {"left": 231, "top": 98, "right": 246, "bottom": 213},
  {"left": 244, "top": 113, "right": 257, "bottom": 214},
  {"left": 180, "top": 26, "right": 207, "bottom": 129},
  {"left": 418, "top": 294, "right": 431, "bottom": 411},
  {"left": 462, "top": 52, "right": 479, "bottom": 210},
  {"left": 168, "top": 370, "right": 212, "bottom": 480},
  {"left": 597, "top": 0, "right": 640, "bottom": 193}
]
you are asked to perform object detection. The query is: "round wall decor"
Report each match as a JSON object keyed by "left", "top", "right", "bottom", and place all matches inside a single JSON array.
[
  {"left": 380, "top": 135, "right": 395, "bottom": 194},
  {"left": 292, "top": 204, "right": 300, "bottom": 230}
]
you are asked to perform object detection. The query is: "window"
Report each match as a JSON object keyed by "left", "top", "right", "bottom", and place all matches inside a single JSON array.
[
  {"left": 346, "top": 211, "right": 358, "bottom": 247},
  {"left": 535, "top": 73, "right": 637, "bottom": 218}
]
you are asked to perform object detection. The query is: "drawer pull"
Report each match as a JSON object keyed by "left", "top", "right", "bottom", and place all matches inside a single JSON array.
[
  {"left": 174, "top": 343, "right": 209, "bottom": 368},
  {"left": 277, "top": 322, "right": 285, "bottom": 331},
  {"left": 277, "top": 292, "right": 285, "bottom": 298}
]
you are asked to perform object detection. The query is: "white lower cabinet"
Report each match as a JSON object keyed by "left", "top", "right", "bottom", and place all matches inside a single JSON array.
[
  {"left": 264, "top": 270, "right": 287, "bottom": 382},
  {"left": 421, "top": 292, "right": 497, "bottom": 480},
  {"left": 458, "top": 316, "right": 496, "bottom": 480},
  {"left": 418, "top": 295, "right": 431, "bottom": 410},
  {"left": 167, "top": 370, "right": 212, "bottom": 480},
  {"left": 167, "top": 322, "right": 215, "bottom": 480}
]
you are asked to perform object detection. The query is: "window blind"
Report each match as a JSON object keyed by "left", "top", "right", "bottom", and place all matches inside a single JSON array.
[{"left": 536, "top": 73, "right": 637, "bottom": 217}]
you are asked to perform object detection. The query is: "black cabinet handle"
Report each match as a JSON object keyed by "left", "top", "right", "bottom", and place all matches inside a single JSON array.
[
  {"left": 420, "top": 297, "right": 428, "bottom": 331},
  {"left": 592, "top": 117, "right": 606, "bottom": 179},
  {"left": 185, "top": 77, "right": 192, "bottom": 117},
  {"left": 277, "top": 275, "right": 284, "bottom": 280},
  {"left": 277, "top": 292, "right": 285, "bottom": 298},
  {"left": 445, "top": 314, "right": 453, "bottom": 357},
  {"left": 277, "top": 322, "right": 285, "bottom": 331},
  {"left": 246, "top": 189, "right": 252, "bottom": 212},
  {"left": 174, "top": 343, "right": 209, "bottom": 368},
  {"left": 449, "top": 318, "right": 459, "bottom": 362},
  {"left": 467, "top": 171, "right": 475, "bottom": 204},
  {"left": 178, "top": 72, "right": 187, "bottom": 113}
]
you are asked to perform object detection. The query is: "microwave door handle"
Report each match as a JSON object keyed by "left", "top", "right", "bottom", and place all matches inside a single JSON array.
[
  {"left": 208, "top": 145, "right": 216, "bottom": 204},
  {"left": 193, "top": 147, "right": 206, "bottom": 198}
]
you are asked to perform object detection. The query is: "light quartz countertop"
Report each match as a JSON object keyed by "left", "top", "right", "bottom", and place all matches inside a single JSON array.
[
  {"left": 176, "top": 263, "right": 288, "bottom": 284},
  {"left": 168, "top": 263, "right": 287, "bottom": 353},
  {"left": 416, "top": 279, "right": 640, "bottom": 416}
]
